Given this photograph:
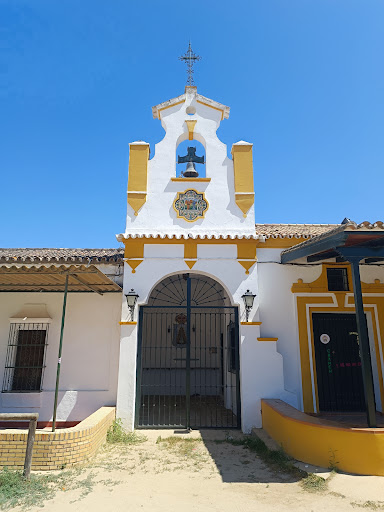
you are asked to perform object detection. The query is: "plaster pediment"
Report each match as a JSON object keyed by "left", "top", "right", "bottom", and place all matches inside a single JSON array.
[{"left": 152, "top": 87, "right": 230, "bottom": 120}]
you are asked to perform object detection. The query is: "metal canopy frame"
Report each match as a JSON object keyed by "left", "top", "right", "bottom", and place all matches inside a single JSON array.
[
  {"left": 0, "top": 264, "right": 122, "bottom": 294},
  {"left": 0, "top": 264, "right": 122, "bottom": 431},
  {"left": 281, "top": 227, "right": 384, "bottom": 428}
]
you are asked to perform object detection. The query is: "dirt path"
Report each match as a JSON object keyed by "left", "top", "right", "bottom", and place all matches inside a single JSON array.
[{"left": 17, "top": 430, "right": 384, "bottom": 511}]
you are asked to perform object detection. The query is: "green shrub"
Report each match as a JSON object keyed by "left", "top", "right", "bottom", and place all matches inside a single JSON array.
[{"left": 106, "top": 418, "right": 147, "bottom": 444}]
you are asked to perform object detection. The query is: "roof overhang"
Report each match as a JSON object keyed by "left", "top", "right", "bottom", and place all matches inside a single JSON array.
[
  {"left": 281, "top": 222, "right": 384, "bottom": 264},
  {"left": 152, "top": 87, "right": 230, "bottom": 120},
  {"left": 0, "top": 265, "right": 122, "bottom": 294},
  {"left": 116, "top": 233, "right": 259, "bottom": 241}
]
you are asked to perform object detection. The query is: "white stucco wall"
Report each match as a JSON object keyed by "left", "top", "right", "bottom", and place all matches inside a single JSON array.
[
  {"left": 116, "top": 246, "right": 291, "bottom": 432},
  {"left": 0, "top": 292, "right": 121, "bottom": 422},
  {"left": 116, "top": 88, "right": 291, "bottom": 433},
  {"left": 122, "top": 87, "right": 256, "bottom": 239}
]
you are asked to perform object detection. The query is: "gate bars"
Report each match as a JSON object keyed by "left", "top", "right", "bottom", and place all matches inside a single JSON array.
[{"left": 135, "top": 276, "right": 241, "bottom": 429}]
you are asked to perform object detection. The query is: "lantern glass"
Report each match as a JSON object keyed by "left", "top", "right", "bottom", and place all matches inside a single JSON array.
[
  {"left": 242, "top": 290, "right": 256, "bottom": 309},
  {"left": 125, "top": 289, "right": 139, "bottom": 308}
]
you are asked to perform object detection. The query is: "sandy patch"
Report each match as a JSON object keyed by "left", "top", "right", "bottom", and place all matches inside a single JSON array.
[{"left": 13, "top": 429, "right": 384, "bottom": 512}]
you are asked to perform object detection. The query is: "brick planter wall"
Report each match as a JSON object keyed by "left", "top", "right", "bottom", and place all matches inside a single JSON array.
[{"left": 0, "top": 406, "right": 115, "bottom": 470}]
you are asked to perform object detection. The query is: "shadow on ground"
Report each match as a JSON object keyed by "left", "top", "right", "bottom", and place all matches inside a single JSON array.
[{"left": 167, "top": 428, "right": 303, "bottom": 484}]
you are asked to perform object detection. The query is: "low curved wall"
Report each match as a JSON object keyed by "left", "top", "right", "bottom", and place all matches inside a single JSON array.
[
  {"left": 0, "top": 406, "right": 115, "bottom": 471},
  {"left": 261, "top": 399, "right": 384, "bottom": 476}
]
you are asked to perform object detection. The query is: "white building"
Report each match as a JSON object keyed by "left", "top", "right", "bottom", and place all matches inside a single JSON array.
[
  {"left": 0, "top": 250, "right": 123, "bottom": 427},
  {"left": 1, "top": 86, "right": 384, "bottom": 434}
]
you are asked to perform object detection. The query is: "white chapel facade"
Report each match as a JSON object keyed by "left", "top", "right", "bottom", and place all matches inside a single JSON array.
[
  {"left": 116, "top": 86, "right": 294, "bottom": 432},
  {"left": 0, "top": 84, "right": 384, "bottom": 436}
]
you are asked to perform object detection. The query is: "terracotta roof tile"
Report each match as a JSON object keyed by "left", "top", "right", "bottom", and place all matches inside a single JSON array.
[
  {"left": 255, "top": 224, "right": 340, "bottom": 239},
  {"left": 2, "top": 223, "right": 383, "bottom": 262},
  {"left": 0, "top": 248, "right": 124, "bottom": 264}
]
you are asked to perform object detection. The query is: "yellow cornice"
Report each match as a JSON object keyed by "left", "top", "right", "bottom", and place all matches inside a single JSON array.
[
  {"left": 122, "top": 236, "right": 256, "bottom": 243},
  {"left": 158, "top": 100, "right": 184, "bottom": 119},
  {"left": 122, "top": 236, "right": 257, "bottom": 274},
  {"left": 257, "top": 237, "right": 308, "bottom": 249}
]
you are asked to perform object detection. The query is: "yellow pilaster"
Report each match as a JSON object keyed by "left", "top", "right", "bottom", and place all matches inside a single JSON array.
[
  {"left": 127, "top": 142, "right": 150, "bottom": 216},
  {"left": 231, "top": 142, "right": 255, "bottom": 217},
  {"left": 237, "top": 239, "right": 257, "bottom": 274},
  {"left": 184, "top": 240, "right": 197, "bottom": 268},
  {"left": 124, "top": 238, "right": 144, "bottom": 274}
]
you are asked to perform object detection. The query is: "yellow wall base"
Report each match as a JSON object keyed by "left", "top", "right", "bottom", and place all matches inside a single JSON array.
[{"left": 262, "top": 399, "right": 384, "bottom": 476}]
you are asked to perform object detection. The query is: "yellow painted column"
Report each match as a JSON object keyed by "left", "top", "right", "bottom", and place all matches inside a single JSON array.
[
  {"left": 184, "top": 239, "right": 197, "bottom": 269},
  {"left": 231, "top": 142, "right": 255, "bottom": 217},
  {"left": 127, "top": 142, "right": 150, "bottom": 216},
  {"left": 237, "top": 239, "right": 257, "bottom": 274},
  {"left": 124, "top": 238, "right": 145, "bottom": 273}
]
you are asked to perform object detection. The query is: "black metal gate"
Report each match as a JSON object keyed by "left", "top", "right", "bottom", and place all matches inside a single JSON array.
[
  {"left": 135, "top": 274, "right": 241, "bottom": 429},
  {"left": 312, "top": 313, "right": 367, "bottom": 412}
]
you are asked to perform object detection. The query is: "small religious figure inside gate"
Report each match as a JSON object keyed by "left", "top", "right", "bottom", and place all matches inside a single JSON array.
[{"left": 172, "top": 313, "right": 187, "bottom": 347}]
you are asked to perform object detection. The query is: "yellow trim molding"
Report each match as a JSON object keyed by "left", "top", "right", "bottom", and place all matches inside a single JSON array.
[
  {"left": 122, "top": 236, "right": 258, "bottom": 274},
  {"left": 231, "top": 143, "right": 254, "bottom": 217},
  {"left": 241, "top": 321, "right": 262, "bottom": 325},
  {"left": 171, "top": 177, "right": 211, "bottom": 182},
  {"left": 124, "top": 259, "right": 143, "bottom": 274},
  {"left": 258, "top": 337, "right": 278, "bottom": 342},
  {"left": 238, "top": 260, "right": 256, "bottom": 274},
  {"left": 262, "top": 399, "right": 384, "bottom": 476},
  {"left": 257, "top": 237, "right": 310, "bottom": 249},
  {"left": 127, "top": 143, "right": 150, "bottom": 216},
  {"left": 292, "top": 264, "right": 384, "bottom": 413},
  {"left": 158, "top": 100, "right": 184, "bottom": 119},
  {"left": 237, "top": 238, "right": 256, "bottom": 274},
  {"left": 184, "top": 239, "right": 197, "bottom": 260},
  {"left": 185, "top": 119, "right": 197, "bottom": 140},
  {"left": 119, "top": 321, "right": 137, "bottom": 325},
  {"left": 196, "top": 99, "right": 224, "bottom": 120}
]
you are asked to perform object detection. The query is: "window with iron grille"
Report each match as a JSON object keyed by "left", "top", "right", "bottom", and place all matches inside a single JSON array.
[
  {"left": 2, "top": 323, "right": 49, "bottom": 392},
  {"left": 327, "top": 268, "right": 349, "bottom": 292}
]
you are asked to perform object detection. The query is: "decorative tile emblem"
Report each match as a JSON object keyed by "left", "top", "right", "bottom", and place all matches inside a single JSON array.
[{"left": 173, "top": 189, "right": 208, "bottom": 222}]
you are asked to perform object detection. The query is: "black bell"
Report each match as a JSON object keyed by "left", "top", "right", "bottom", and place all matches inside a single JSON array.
[{"left": 183, "top": 161, "right": 199, "bottom": 178}]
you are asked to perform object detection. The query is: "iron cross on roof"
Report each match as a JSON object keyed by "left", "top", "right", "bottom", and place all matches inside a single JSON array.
[{"left": 179, "top": 42, "right": 201, "bottom": 86}]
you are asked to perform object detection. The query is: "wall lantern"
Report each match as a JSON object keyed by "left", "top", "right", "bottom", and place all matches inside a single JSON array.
[
  {"left": 241, "top": 289, "right": 256, "bottom": 322},
  {"left": 125, "top": 289, "right": 139, "bottom": 321}
]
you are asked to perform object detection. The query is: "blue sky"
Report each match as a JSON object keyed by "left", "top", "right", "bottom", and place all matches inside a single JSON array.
[{"left": 1, "top": 1, "right": 383, "bottom": 248}]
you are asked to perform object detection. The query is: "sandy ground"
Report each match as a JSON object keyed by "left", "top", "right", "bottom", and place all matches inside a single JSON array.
[{"left": 18, "top": 430, "right": 384, "bottom": 512}]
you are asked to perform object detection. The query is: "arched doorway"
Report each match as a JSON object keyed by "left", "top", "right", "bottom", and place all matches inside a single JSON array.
[{"left": 135, "top": 273, "right": 241, "bottom": 429}]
